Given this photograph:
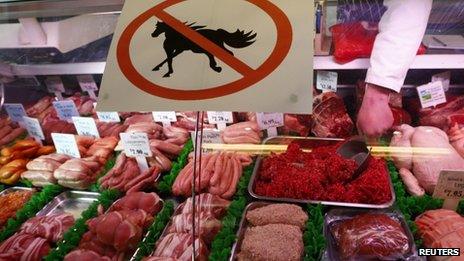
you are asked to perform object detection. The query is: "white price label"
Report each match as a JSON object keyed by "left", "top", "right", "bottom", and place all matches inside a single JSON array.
[
  {"left": 23, "top": 116, "right": 44, "bottom": 140},
  {"left": 4, "top": 103, "right": 26, "bottom": 123},
  {"left": 417, "top": 81, "right": 447, "bottom": 108},
  {"left": 45, "top": 76, "right": 65, "bottom": 93},
  {"left": 433, "top": 170, "right": 464, "bottom": 200},
  {"left": 53, "top": 100, "right": 79, "bottom": 121},
  {"left": 72, "top": 117, "right": 100, "bottom": 138},
  {"left": 316, "top": 71, "right": 338, "bottom": 92},
  {"left": 51, "top": 133, "right": 80, "bottom": 158},
  {"left": 97, "top": 111, "right": 120, "bottom": 123},
  {"left": 120, "top": 132, "right": 152, "bottom": 157},
  {"left": 190, "top": 129, "right": 223, "bottom": 146},
  {"left": 152, "top": 111, "right": 177, "bottom": 122},
  {"left": 256, "top": 112, "right": 284, "bottom": 130},
  {"left": 432, "top": 71, "right": 451, "bottom": 92},
  {"left": 77, "top": 75, "right": 98, "bottom": 92},
  {"left": 207, "top": 111, "right": 233, "bottom": 124}
]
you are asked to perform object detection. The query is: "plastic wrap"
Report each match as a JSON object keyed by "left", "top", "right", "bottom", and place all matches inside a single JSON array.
[{"left": 324, "top": 208, "right": 418, "bottom": 261}]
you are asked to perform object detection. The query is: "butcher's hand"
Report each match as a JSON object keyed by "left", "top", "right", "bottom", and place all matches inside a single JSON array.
[{"left": 357, "top": 84, "right": 394, "bottom": 138}]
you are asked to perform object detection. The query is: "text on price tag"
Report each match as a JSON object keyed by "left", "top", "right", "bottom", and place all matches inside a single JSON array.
[
  {"left": 72, "top": 117, "right": 100, "bottom": 138},
  {"left": 77, "top": 75, "right": 98, "bottom": 92},
  {"left": 433, "top": 170, "right": 464, "bottom": 210},
  {"left": 120, "top": 132, "right": 152, "bottom": 157},
  {"left": 256, "top": 112, "right": 284, "bottom": 130},
  {"left": 207, "top": 111, "right": 233, "bottom": 124},
  {"left": 45, "top": 76, "right": 65, "bottom": 93},
  {"left": 190, "top": 129, "right": 223, "bottom": 147},
  {"left": 4, "top": 103, "right": 26, "bottom": 123},
  {"left": 417, "top": 81, "right": 447, "bottom": 108},
  {"left": 51, "top": 133, "right": 81, "bottom": 158},
  {"left": 53, "top": 100, "right": 79, "bottom": 121},
  {"left": 153, "top": 111, "right": 177, "bottom": 123},
  {"left": 316, "top": 71, "right": 338, "bottom": 92},
  {"left": 97, "top": 111, "right": 121, "bottom": 123},
  {"left": 23, "top": 116, "right": 45, "bottom": 140}
]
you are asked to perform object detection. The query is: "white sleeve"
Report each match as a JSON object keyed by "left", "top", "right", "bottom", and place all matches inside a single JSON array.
[{"left": 366, "top": 0, "right": 432, "bottom": 92}]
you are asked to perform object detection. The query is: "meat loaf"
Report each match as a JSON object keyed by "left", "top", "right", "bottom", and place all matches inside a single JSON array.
[
  {"left": 237, "top": 224, "right": 303, "bottom": 261},
  {"left": 246, "top": 203, "right": 308, "bottom": 229}
]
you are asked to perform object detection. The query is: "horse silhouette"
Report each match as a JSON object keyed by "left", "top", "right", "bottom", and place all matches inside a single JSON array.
[{"left": 151, "top": 21, "right": 257, "bottom": 77}]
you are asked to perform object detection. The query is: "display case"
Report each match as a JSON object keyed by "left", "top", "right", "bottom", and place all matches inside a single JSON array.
[{"left": 0, "top": 0, "right": 463, "bottom": 260}]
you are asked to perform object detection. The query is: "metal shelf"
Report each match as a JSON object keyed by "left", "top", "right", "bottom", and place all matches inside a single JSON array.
[{"left": 314, "top": 54, "right": 464, "bottom": 70}]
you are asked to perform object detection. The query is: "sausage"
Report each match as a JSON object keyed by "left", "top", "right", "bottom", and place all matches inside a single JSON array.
[
  {"left": 218, "top": 155, "right": 233, "bottom": 195},
  {"left": 202, "top": 152, "right": 219, "bottom": 188},
  {"left": 0, "top": 128, "right": 25, "bottom": 146},
  {"left": 0, "top": 125, "right": 13, "bottom": 138},
  {"left": 223, "top": 156, "right": 242, "bottom": 198},
  {"left": 399, "top": 168, "right": 425, "bottom": 196},
  {"left": 196, "top": 153, "right": 213, "bottom": 191},
  {"left": 127, "top": 174, "right": 156, "bottom": 194},
  {"left": 124, "top": 166, "right": 157, "bottom": 191},
  {"left": 151, "top": 148, "right": 172, "bottom": 171},
  {"left": 210, "top": 152, "right": 225, "bottom": 186},
  {"left": 173, "top": 161, "right": 193, "bottom": 196},
  {"left": 150, "top": 140, "right": 183, "bottom": 155}
]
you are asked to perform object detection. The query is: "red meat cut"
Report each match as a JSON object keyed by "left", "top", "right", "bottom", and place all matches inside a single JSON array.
[
  {"left": 416, "top": 209, "right": 464, "bottom": 249},
  {"left": 108, "top": 192, "right": 162, "bottom": 215},
  {"left": 312, "top": 92, "right": 354, "bottom": 138},
  {"left": 20, "top": 213, "right": 74, "bottom": 242},
  {"left": 0, "top": 233, "right": 51, "bottom": 261}
]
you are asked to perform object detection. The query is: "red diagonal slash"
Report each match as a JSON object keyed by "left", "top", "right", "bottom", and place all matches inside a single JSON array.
[{"left": 152, "top": 7, "right": 255, "bottom": 76}]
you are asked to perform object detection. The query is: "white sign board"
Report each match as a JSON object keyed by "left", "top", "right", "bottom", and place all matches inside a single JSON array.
[
  {"left": 97, "top": 111, "right": 121, "bottom": 123},
  {"left": 51, "top": 133, "right": 81, "bottom": 158},
  {"left": 417, "top": 81, "right": 447, "bottom": 108},
  {"left": 153, "top": 111, "right": 177, "bottom": 126},
  {"left": 4, "top": 103, "right": 27, "bottom": 123},
  {"left": 120, "top": 132, "right": 153, "bottom": 157},
  {"left": 97, "top": 0, "right": 314, "bottom": 113},
  {"left": 53, "top": 100, "right": 80, "bottom": 121},
  {"left": 316, "top": 71, "right": 338, "bottom": 92},
  {"left": 72, "top": 117, "right": 100, "bottom": 138},
  {"left": 23, "top": 116, "right": 45, "bottom": 140}
]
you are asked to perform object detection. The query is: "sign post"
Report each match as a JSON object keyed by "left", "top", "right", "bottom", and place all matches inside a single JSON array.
[{"left": 45, "top": 76, "right": 65, "bottom": 100}]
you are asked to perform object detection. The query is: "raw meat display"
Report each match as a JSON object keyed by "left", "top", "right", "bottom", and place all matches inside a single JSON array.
[
  {"left": 449, "top": 123, "right": 464, "bottom": 158},
  {"left": 22, "top": 153, "right": 72, "bottom": 187},
  {"left": 281, "top": 114, "right": 312, "bottom": 137},
  {"left": 96, "top": 121, "right": 128, "bottom": 138},
  {"left": 0, "top": 213, "right": 74, "bottom": 260},
  {"left": 144, "top": 193, "right": 230, "bottom": 261},
  {"left": 418, "top": 96, "right": 464, "bottom": 131},
  {"left": 312, "top": 92, "right": 354, "bottom": 138},
  {"left": 237, "top": 203, "right": 307, "bottom": 261},
  {"left": 390, "top": 124, "right": 464, "bottom": 194},
  {"left": 221, "top": 121, "right": 261, "bottom": 144},
  {"left": 330, "top": 21, "right": 426, "bottom": 64},
  {"left": 0, "top": 118, "right": 26, "bottom": 147},
  {"left": 54, "top": 156, "right": 105, "bottom": 189},
  {"left": 172, "top": 151, "right": 252, "bottom": 199},
  {"left": 331, "top": 213, "right": 410, "bottom": 259},
  {"left": 0, "top": 190, "right": 33, "bottom": 228},
  {"left": 416, "top": 209, "right": 464, "bottom": 249},
  {"left": 254, "top": 142, "right": 392, "bottom": 204},
  {"left": 65, "top": 192, "right": 162, "bottom": 261},
  {"left": 100, "top": 153, "right": 162, "bottom": 193},
  {"left": 0, "top": 140, "right": 55, "bottom": 185}
]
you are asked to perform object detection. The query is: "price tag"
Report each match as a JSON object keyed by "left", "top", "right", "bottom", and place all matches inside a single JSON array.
[
  {"left": 152, "top": 111, "right": 177, "bottom": 127},
  {"left": 256, "top": 112, "right": 284, "bottom": 138},
  {"left": 417, "top": 81, "right": 447, "bottom": 108},
  {"left": 190, "top": 129, "right": 223, "bottom": 149},
  {"left": 97, "top": 111, "right": 121, "bottom": 123},
  {"left": 51, "top": 133, "right": 81, "bottom": 158},
  {"left": 45, "top": 76, "right": 65, "bottom": 100},
  {"left": 4, "top": 103, "right": 27, "bottom": 123},
  {"left": 77, "top": 75, "right": 98, "bottom": 99},
  {"left": 432, "top": 71, "right": 451, "bottom": 92},
  {"left": 207, "top": 111, "right": 233, "bottom": 130},
  {"left": 72, "top": 117, "right": 100, "bottom": 138},
  {"left": 120, "top": 132, "right": 153, "bottom": 157},
  {"left": 23, "top": 116, "right": 45, "bottom": 141},
  {"left": 316, "top": 71, "right": 338, "bottom": 92},
  {"left": 53, "top": 100, "right": 79, "bottom": 121},
  {"left": 433, "top": 170, "right": 464, "bottom": 210}
]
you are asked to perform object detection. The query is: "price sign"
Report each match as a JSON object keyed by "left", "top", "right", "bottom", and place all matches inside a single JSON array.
[
  {"left": 152, "top": 111, "right": 177, "bottom": 126},
  {"left": 120, "top": 132, "right": 152, "bottom": 157},
  {"left": 72, "top": 117, "right": 100, "bottom": 138},
  {"left": 4, "top": 103, "right": 27, "bottom": 123},
  {"left": 51, "top": 133, "right": 81, "bottom": 158},
  {"left": 53, "top": 100, "right": 79, "bottom": 121},
  {"left": 207, "top": 111, "right": 233, "bottom": 130},
  {"left": 45, "top": 76, "right": 65, "bottom": 100},
  {"left": 97, "top": 111, "right": 121, "bottom": 123},
  {"left": 23, "top": 116, "right": 45, "bottom": 140},
  {"left": 190, "top": 129, "right": 223, "bottom": 148},
  {"left": 433, "top": 170, "right": 464, "bottom": 210},
  {"left": 316, "top": 71, "right": 338, "bottom": 92},
  {"left": 77, "top": 75, "right": 98, "bottom": 99},
  {"left": 417, "top": 81, "right": 447, "bottom": 109},
  {"left": 432, "top": 71, "right": 451, "bottom": 92},
  {"left": 256, "top": 112, "right": 284, "bottom": 137}
]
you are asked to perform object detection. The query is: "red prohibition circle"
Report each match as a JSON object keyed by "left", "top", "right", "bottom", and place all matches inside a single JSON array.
[{"left": 117, "top": 0, "right": 292, "bottom": 100}]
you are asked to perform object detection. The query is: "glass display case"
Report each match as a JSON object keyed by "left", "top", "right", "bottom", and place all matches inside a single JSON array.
[{"left": 0, "top": 0, "right": 463, "bottom": 260}]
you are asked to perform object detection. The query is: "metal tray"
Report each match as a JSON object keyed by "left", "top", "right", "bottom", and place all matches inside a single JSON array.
[
  {"left": 0, "top": 186, "right": 34, "bottom": 196},
  {"left": 323, "top": 208, "right": 420, "bottom": 261},
  {"left": 248, "top": 157, "right": 396, "bottom": 209},
  {"left": 36, "top": 191, "right": 100, "bottom": 219}
]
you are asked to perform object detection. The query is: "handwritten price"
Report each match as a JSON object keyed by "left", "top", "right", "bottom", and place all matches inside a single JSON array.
[
  {"left": 444, "top": 190, "right": 463, "bottom": 198},
  {"left": 128, "top": 148, "right": 150, "bottom": 157}
]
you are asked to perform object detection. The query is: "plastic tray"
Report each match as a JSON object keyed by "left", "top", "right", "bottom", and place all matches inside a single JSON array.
[{"left": 36, "top": 190, "right": 100, "bottom": 219}]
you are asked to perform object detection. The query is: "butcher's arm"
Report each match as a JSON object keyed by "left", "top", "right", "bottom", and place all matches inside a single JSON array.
[{"left": 366, "top": 0, "right": 433, "bottom": 92}]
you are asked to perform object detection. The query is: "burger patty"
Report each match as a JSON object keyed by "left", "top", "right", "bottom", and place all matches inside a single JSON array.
[{"left": 246, "top": 204, "right": 308, "bottom": 229}]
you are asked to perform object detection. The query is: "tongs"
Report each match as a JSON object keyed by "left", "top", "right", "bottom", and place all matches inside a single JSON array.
[{"left": 336, "top": 137, "right": 371, "bottom": 182}]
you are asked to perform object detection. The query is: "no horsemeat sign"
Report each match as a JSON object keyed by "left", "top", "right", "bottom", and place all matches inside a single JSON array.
[{"left": 98, "top": 0, "right": 314, "bottom": 113}]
